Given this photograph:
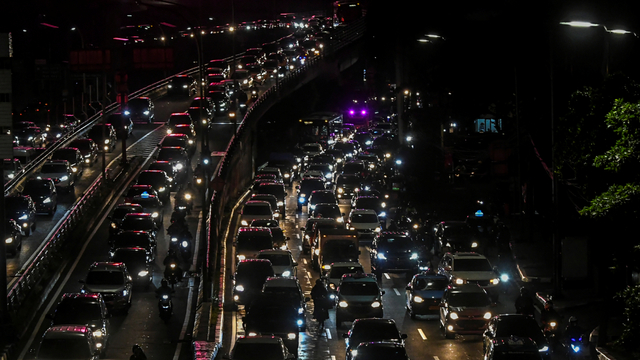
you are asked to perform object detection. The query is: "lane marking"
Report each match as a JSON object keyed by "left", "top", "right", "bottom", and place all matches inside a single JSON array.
[
  {"left": 303, "top": 259, "right": 308, "bottom": 265},
  {"left": 331, "top": 356, "right": 336, "bottom": 360},
  {"left": 296, "top": 234, "right": 300, "bottom": 239},
  {"left": 393, "top": 288, "right": 401, "bottom": 296},
  {"left": 298, "top": 245, "right": 302, "bottom": 251},
  {"left": 384, "top": 273, "right": 391, "bottom": 280},
  {"left": 418, "top": 328, "right": 427, "bottom": 340},
  {"left": 326, "top": 328, "right": 332, "bottom": 339},
  {"left": 434, "top": 357, "right": 440, "bottom": 360}
]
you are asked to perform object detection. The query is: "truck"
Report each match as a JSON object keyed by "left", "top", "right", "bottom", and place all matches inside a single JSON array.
[{"left": 311, "top": 228, "right": 359, "bottom": 274}]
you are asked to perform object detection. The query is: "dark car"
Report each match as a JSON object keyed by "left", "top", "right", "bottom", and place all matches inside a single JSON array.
[
  {"left": 124, "top": 185, "right": 159, "bottom": 203},
  {"left": 166, "top": 113, "right": 195, "bottom": 135},
  {"left": 483, "top": 314, "right": 550, "bottom": 359},
  {"left": 343, "top": 318, "right": 407, "bottom": 360},
  {"left": 296, "top": 177, "right": 326, "bottom": 211},
  {"left": 253, "top": 182, "right": 286, "bottom": 216},
  {"left": 249, "top": 219, "right": 289, "bottom": 249},
  {"left": 260, "top": 276, "right": 309, "bottom": 331},
  {"left": 439, "top": 284, "right": 493, "bottom": 338},
  {"left": 87, "top": 124, "right": 118, "bottom": 152},
  {"left": 51, "top": 147, "right": 84, "bottom": 178},
  {"left": 136, "top": 170, "right": 172, "bottom": 201},
  {"left": 79, "top": 262, "right": 133, "bottom": 313},
  {"left": 15, "top": 127, "right": 46, "bottom": 147},
  {"left": 106, "top": 113, "right": 133, "bottom": 139},
  {"left": 233, "top": 259, "right": 275, "bottom": 305},
  {"left": 22, "top": 178, "right": 58, "bottom": 215},
  {"left": 124, "top": 97, "right": 155, "bottom": 123},
  {"left": 307, "top": 190, "right": 338, "bottom": 215},
  {"left": 109, "top": 203, "right": 144, "bottom": 237},
  {"left": 335, "top": 174, "right": 363, "bottom": 200},
  {"left": 209, "top": 90, "right": 231, "bottom": 115},
  {"left": 483, "top": 336, "right": 544, "bottom": 360},
  {"left": 234, "top": 227, "right": 274, "bottom": 264},
  {"left": 352, "top": 195, "right": 387, "bottom": 219},
  {"left": 311, "top": 203, "right": 343, "bottom": 223},
  {"left": 109, "top": 230, "right": 156, "bottom": 262},
  {"left": 405, "top": 272, "right": 449, "bottom": 318},
  {"left": 130, "top": 194, "right": 164, "bottom": 226},
  {"left": 156, "top": 147, "right": 190, "bottom": 178},
  {"left": 352, "top": 342, "right": 410, "bottom": 360},
  {"left": 5, "top": 195, "right": 37, "bottom": 236},
  {"left": 435, "top": 221, "right": 482, "bottom": 255},
  {"left": 109, "top": 247, "right": 152, "bottom": 288},
  {"left": 69, "top": 139, "right": 99, "bottom": 167},
  {"left": 159, "top": 133, "right": 195, "bottom": 156},
  {"left": 243, "top": 294, "right": 300, "bottom": 355},
  {"left": 266, "top": 159, "right": 297, "bottom": 187},
  {"left": 3, "top": 218, "right": 23, "bottom": 256},
  {"left": 48, "top": 293, "right": 111, "bottom": 353},
  {"left": 148, "top": 161, "right": 179, "bottom": 188},
  {"left": 119, "top": 213, "right": 158, "bottom": 241},
  {"left": 335, "top": 273, "right": 384, "bottom": 327},
  {"left": 370, "top": 232, "right": 424, "bottom": 279},
  {"left": 250, "top": 194, "right": 281, "bottom": 221},
  {"left": 167, "top": 74, "right": 197, "bottom": 96}
]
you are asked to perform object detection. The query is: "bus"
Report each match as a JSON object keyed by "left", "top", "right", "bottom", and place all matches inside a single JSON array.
[{"left": 297, "top": 112, "right": 343, "bottom": 146}]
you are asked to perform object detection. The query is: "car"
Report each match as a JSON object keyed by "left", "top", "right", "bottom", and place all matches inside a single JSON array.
[
  {"left": 105, "top": 113, "right": 134, "bottom": 139},
  {"left": 228, "top": 335, "right": 295, "bottom": 360},
  {"left": 296, "top": 177, "right": 326, "bottom": 211},
  {"left": 156, "top": 146, "right": 190, "bottom": 177},
  {"left": 352, "top": 195, "right": 387, "bottom": 219},
  {"left": 79, "top": 262, "right": 133, "bottom": 313},
  {"left": 48, "top": 293, "right": 111, "bottom": 353},
  {"left": 229, "top": 69, "right": 254, "bottom": 90},
  {"left": 130, "top": 194, "right": 164, "bottom": 226},
  {"left": 148, "top": 162, "right": 179, "bottom": 189},
  {"left": 257, "top": 249, "right": 298, "bottom": 277},
  {"left": 3, "top": 158, "right": 24, "bottom": 183},
  {"left": 124, "top": 185, "right": 159, "bottom": 203},
  {"left": 250, "top": 194, "right": 281, "bottom": 220},
  {"left": 15, "top": 127, "right": 46, "bottom": 147},
  {"left": 323, "top": 262, "right": 364, "bottom": 301},
  {"left": 307, "top": 190, "right": 338, "bottom": 214},
  {"left": 124, "top": 97, "right": 155, "bottom": 123},
  {"left": 310, "top": 203, "right": 344, "bottom": 223},
  {"left": 12, "top": 146, "right": 37, "bottom": 166},
  {"left": 108, "top": 203, "right": 144, "bottom": 237},
  {"left": 435, "top": 221, "right": 482, "bottom": 255},
  {"left": 37, "top": 160, "right": 75, "bottom": 191},
  {"left": 405, "top": 272, "right": 449, "bottom": 318},
  {"left": 437, "top": 252, "right": 502, "bottom": 302},
  {"left": 341, "top": 160, "right": 368, "bottom": 178},
  {"left": 118, "top": 213, "right": 158, "bottom": 241},
  {"left": 69, "top": 139, "right": 99, "bottom": 166},
  {"left": 169, "top": 123, "right": 197, "bottom": 139},
  {"left": 208, "top": 91, "right": 231, "bottom": 115},
  {"left": 234, "top": 227, "right": 274, "bottom": 264},
  {"left": 22, "top": 178, "right": 58, "bottom": 215},
  {"left": 482, "top": 314, "right": 550, "bottom": 358},
  {"left": 332, "top": 140, "right": 359, "bottom": 159},
  {"left": 87, "top": 124, "right": 117, "bottom": 152},
  {"left": 51, "top": 147, "right": 84, "bottom": 178},
  {"left": 439, "top": 284, "right": 494, "bottom": 338},
  {"left": 232, "top": 259, "right": 275, "bottom": 305},
  {"left": 166, "top": 112, "right": 195, "bottom": 135},
  {"left": 239, "top": 200, "right": 274, "bottom": 227},
  {"left": 109, "top": 230, "right": 156, "bottom": 260},
  {"left": 306, "top": 163, "right": 335, "bottom": 182},
  {"left": 160, "top": 133, "right": 196, "bottom": 156},
  {"left": 300, "top": 217, "right": 340, "bottom": 254},
  {"left": 335, "top": 272, "right": 385, "bottom": 327},
  {"left": 136, "top": 170, "right": 173, "bottom": 201},
  {"left": 343, "top": 318, "right": 407, "bottom": 360},
  {"left": 352, "top": 342, "right": 410, "bottom": 360},
  {"left": 483, "top": 335, "right": 545, "bottom": 360},
  {"left": 187, "top": 97, "right": 213, "bottom": 128},
  {"left": 348, "top": 208, "right": 381, "bottom": 242},
  {"left": 167, "top": 74, "right": 197, "bottom": 96},
  {"left": 301, "top": 169, "right": 324, "bottom": 180},
  {"left": 335, "top": 174, "right": 363, "bottom": 200},
  {"left": 245, "top": 63, "right": 267, "bottom": 85},
  {"left": 300, "top": 143, "right": 323, "bottom": 162},
  {"left": 242, "top": 295, "right": 301, "bottom": 353},
  {"left": 261, "top": 276, "right": 309, "bottom": 331},
  {"left": 370, "top": 231, "right": 424, "bottom": 279},
  {"left": 252, "top": 182, "right": 286, "bottom": 216},
  {"left": 109, "top": 247, "right": 153, "bottom": 288},
  {"left": 36, "top": 325, "right": 101, "bottom": 360},
  {"left": 3, "top": 219, "right": 23, "bottom": 257},
  {"left": 249, "top": 219, "right": 289, "bottom": 249},
  {"left": 5, "top": 194, "right": 37, "bottom": 236}
]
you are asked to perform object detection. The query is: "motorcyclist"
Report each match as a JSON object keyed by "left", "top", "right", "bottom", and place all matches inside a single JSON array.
[
  {"left": 167, "top": 215, "right": 188, "bottom": 235},
  {"left": 174, "top": 186, "right": 194, "bottom": 213},
  {"left": 564, "top": 316, "right": 586, "bottom": 341},
  {"left": 130, "top": 344, "right": 147, "bottom": 360},
  {"left": 193, "top": 163, "right": 205, "bottom": 185},
  {"left": 164, "top": 249, "right": 182, "bottom": 267},
  {"left": 540, "top": 300, "right": 562, "bottom": 330},
  {"left": 155, "top": 279, "right": 174, "bottom": 299},
  {"left": 514, "top": 287, "right": 535, "bottom": 317}
]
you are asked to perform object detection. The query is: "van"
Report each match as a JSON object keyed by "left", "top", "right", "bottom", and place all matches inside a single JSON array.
[{"left": 36, "top": 325, "right": 100, "bottom": 360}]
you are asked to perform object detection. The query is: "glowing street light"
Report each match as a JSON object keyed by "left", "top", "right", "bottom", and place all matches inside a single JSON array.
[{"left": 560, "top": 21, "right": 599, "bottom": 28}]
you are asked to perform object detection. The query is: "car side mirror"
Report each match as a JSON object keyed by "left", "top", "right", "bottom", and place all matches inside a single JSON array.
[
  {"left": 292, "top": 261, "right": 298, "bottom": 267},
  {"left": 405, "top": 285, "right": 411, "bottom": 291}
]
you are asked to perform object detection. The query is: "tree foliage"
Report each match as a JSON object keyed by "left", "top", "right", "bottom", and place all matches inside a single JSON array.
[{"left": 614, "top": 283, "right": 640, "bottom": 352}]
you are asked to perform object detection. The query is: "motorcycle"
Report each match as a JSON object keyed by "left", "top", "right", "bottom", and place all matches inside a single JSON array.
[
  {"left": 563, "top": 335, "right": 589, "bottom": 360},
  {"left": 157, "top": 293, "right": 173, "bottom": 322},
  {"left": 164, "top": 262, "right": 183, "bottom": 285},
  {"left": 174, "top": 191, "right": 193, "bottom": 215},
  {"left": 544, "top": 320, "right": 562, "bottom": 349}
]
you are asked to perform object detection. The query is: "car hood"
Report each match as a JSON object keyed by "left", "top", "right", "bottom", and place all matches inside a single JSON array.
[
  {"left": 272, "top": 265, "right": 294, "bottom": 276},
  {"left": 340, "top": 295, "right": 379, "bottom": 303},
  {"left": 351, "top": 222, "right": 379, "bottom": 230},
  {"left": 83, "top": 284, "right": 126, "bottom": 293},
  {"left": 450, "top": 271, "right": 495, "bottom": 281},
  {"left": 414, "top": 289, "right": 445, "bottom": 299},
  {"left": 449, "top": 306, "right": 491, "bottom": 315}
]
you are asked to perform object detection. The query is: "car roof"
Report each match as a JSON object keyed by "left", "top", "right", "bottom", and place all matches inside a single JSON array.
[
  {"left": 264, "top": 276, "right": 299, "bottom": 287},
  {"left": 235, "top": 335, "right": 283, "bottom": 344},
  {"left": 258, "top": 249, "right": 291, "bottom": 256},
  {"left": 350, "top": 208, "right": 378, "bottom": 215},
  {"left": 341, "top": 272, "right": 377, "bottom": 282}
]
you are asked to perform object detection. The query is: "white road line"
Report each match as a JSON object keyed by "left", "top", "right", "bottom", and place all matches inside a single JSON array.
[
  {"left": 303, "top": 259, "right": 308, "bottom": 265},
  {"left": 298, "top": 246, "right": 302, "bottom": 251},
  {"left": 326, "top": 328, "right": 332, "bottom": 339},
  {"left": 331, "top": 355, "right": 336, "bottom": 360},
  {"left": 418, "top": 328, "right": 427, "bottom": 340},
  {"left": 434, "top": 356, "right": 440, "bottom": 360},
  {"left": 384, "top": 273, "right": 391, "bottom": 280},
  {"left": 296, "top": 234, "right": 300, "bottom": 239},
  {"left": 393, "top": 288, "right": 401, "bottom": 296}
]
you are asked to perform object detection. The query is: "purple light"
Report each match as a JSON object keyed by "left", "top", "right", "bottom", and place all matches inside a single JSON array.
[
  {"left": 113, "top": 37, "right": 129, "bottom": 42},
  {"left": 361, "top": 110, "right": 366, "bottom": 115},
  {"left": 349, "top": 110, "right": 354, "bottom": 115},
  {"left": 40, "top": 22, "right": 59, "bottom": 29}
]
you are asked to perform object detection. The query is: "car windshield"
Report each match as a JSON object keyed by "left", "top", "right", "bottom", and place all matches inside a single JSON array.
[
  {"left": 38, "top": 339, "right": 92, "bottom": 360},
  {"left": 414, "top": 277, "right": 448, "bottom": 291},
  {"left": 256, "top": 185, "right": 285, "bottom": 199},
  {"left": 258, "top": 254, "right": 290, "bottom": 266},
  {"left": 300, "top": 180, "right": 325, "bottom": 193},
  {"left": 448, "top": 292, "right": 491, "bottom": 307},
  {"left": 308, "top": 164, "right": 331, "bottom": 172},
  {"left": 445, "top": 224, "right": 474, "bottom": 237},
  {"left": 158, "top": 148, "right": 185, "bottom": 161},
  {"left": 138, "top": 172, "right": 166, "bottom": 185},
  {"left": 351, "top": 322, "right": 400, "bottom": 343},
  {"left": 453, "top": 258, "right": 493, "bottom": 272},
  {"left": 52, "top": 150, "right": 76, "bottom": 162},
  {"left": 161, "top": 137, "right": 187, "bottom": 147},
  {"left": 310, "top": 193, "right": 335, "bottom": 203},
  {"left": 243, "top": 204, "right": 272, "bottom": 215},
  {"left": 132, "top": 197, "right": 161, "bottom": 209},
  {"left": 314, "top": 205, "right": 340, "bottom": 216},
  {"left": 88, "top": 126, "right": 109, "bottom": 140},
  {"left": 23, "top": 182, "right": 51, "bottom": 195},
  {"left": 112, "top": 234, "right": 150, "bottom": 248},
  {"left": 329, "top": 265, "right": 363, "bottom": 279},
  {"left": 121, "top": 218, "right": 155, "bottom": 230},
  {"left": 41, "top": 164, "right": 68, "bottom": 173},
  {"left": 343, "top": 163, "right": 364, "bottom": 173},
  {"left": 339, "top": 281, "right": 379, "bottom": 296},
  {"left": 233, "top": 343, "right": 283, "bottom": 360},
  {"left": 54, "top": 301, "right": 102, "bottom": 324},
  {"left": 69, "top": 142, "right": 91, "bottom": 152},
  {"left": 379, "top": 237, "right": 414, "bottom": 250},
  {"left": 355, "top": 198, "right": 379, "bottom": 209},
  {"left": 351, "top": 214, "right": 378, "bottom": 223},
  {"left": 168, "top": 115, "right": 191, "bottom": 126},
  {"left": 149, "top": 163, "right": 174, "bottom": 174},
  {"left": 237, "top": 235, "right": 273, "bottom": 251},
  {"left": 112, "top": 208, "right": 140, "bottom": 219},
  {"left": 235, "top": 264, "right": 274, "bottom": 284},
  {"left": 111, "top": 251, "right": 146, "bottom": 267},
  {"left": 127, "top": 98, "right": 148, "bottom": 108},
  {"left": 337, "top": 175, "right": 360, "bottom": 186},
  {"left": 494, "top": 318, "right": 544, "bottom": 338},
  {"left": 303, "top": 144, "right": 321, "bottom": 152},
  {"left": 86, "top": 270, "right": 124, "bottom": 285}
]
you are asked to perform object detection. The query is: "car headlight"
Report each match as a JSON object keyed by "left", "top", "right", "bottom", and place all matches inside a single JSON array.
[
  {"left": 298, "top": 197, "right": 306, "bottom": 203},
  {"left": 43, "top": 197, "right": 52, "bottom": 204},
  {"left": 144, "top": 110, "right": 150, "bottom": 115},
  {"left": 284, "top": 173, "right": 290, "bottom": 178},
  {"left": 314, "top": 249, "right": 319, "bottom": 255},
  {"left": 241, "top": 220, "right": 248, "bottom": 226},
  {"left": 450, "top": 312, "right": 459, "bottom": 319},
  {"left": 483, "top": 312, "right": 492, "bottom": 320},
  {"left": 338, "top": 300, "right": 348, "bottom": 308},
  {"left": 337, "top": 188, "right": 344, "bottom": 193},
  {"left": 375, "top": 227, "right": 381, "bottom": 232},
  {"left": 309, "top": 204, "right": 316, "bottom": 210},
  {"left": 151, "top": 212, "right": 159, "bottom": 218},
  {"left": 410, "top": 253, "right": 418, "bottom": 260},
  {"left": 7, "top": 173, "right": 14, "bottom": 179},
  {"left": 174, "top": 163, "right": 184, "bottom": 170},
  {"left": 337, "top": 217, "right": 344, "bottom": 223},
  {"left": 500, "top": 273, "right": 510, "bottom": 282},
  {"left": 371, "top": 301, "right": 381, "bottom": 308},
  {"left": 184, "top": 193, "right": 192, "bottom": 200},
  {"left": 162, "top": 294, "right": 169, "bottom": 300},
  {"left": 329, "top": 283, "right": 336, "bottom": 290},
  {"left": 471, "top": 241, "right": 478, "bottom": 248},
  {"left": 5, "top": 237, "right": 13, "bottom": 244},
  {"left": 381, "top": 202, "right": 386, "bottom": 208},
  {"left": 297, "top": 307, "right": 304, "bottom": 315},
  {"left": 287, "top": 333, "right": 296, "bottom": 340},
  {"left": 277, "top": 201, "right": 284, "bottom": 207},
  {"left": 111, "top": 222, "right": 117, "bottom": 229},
  {"left": 454, "top": 278, "right": 465, "bottom": 285},
  {"left": 72, "top": 167, "right": 78, "bottom": 173},
  {"left": 237, "top": 254, "right": 246, "bottom": 261},
  {"left": 379, "top": 211, "right": 386, "bottom": 218},
  {"left": 18, "top": 214, "right": 28, "bottom": 220},
  {"left": 167, "top": 129, "right": 173, "bottom": 134},
  {"left": 168, "top": 84, "right": 173, "bottom": 88},
  {"left": 122, "top": 289, "right": 128, "bottom": 297},
  {"left": 539, "top": 346, "right": 549, "bottom": 352},
  {"left": 377, "top": 253, "right": 387, "bottom": 260},
  {"left": 188, "top": 140, "right": 194, "bottom": 144},
  {"left": 183, "top": 84, "right": 188, "bottom": 88},
  {"left": 138, "top": 270, "right": 149, "bottom": 277},
  {"left": 490, "top": 278, "right": 500, "bottom": 285},
  {"left": 322, "top": 264, "right": 331, "bottom": 270},
  {"left": 158, "top": 187, "right": 166, "bottom": 192},
  {"left": 181, "top": 241, "right": 189, "bottom": 248},
  {"left": 93, "top": 330, "right": 103, "bottom": 338},
  {"left": 282, "top": 270, "right": 291, "bottom": 277},
  {"left": 85, "top": 158, "right": 91, "bottom": 163},
  {"left": 325, "top": 173, "right": 332, "bottom": 179},
  {"left": 61, "top": 176, "right": 69, "bottom": 181},
  {"left": 413, "top": 295, "right": 424, "bottom": 303},
  {"left": 123, "top": 110, "right": 131, "bottom": 115},
  {"left": 235, "top": 284, "right": 245, "bottom": 292}
]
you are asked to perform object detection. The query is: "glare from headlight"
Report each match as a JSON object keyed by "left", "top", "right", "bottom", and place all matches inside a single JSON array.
[
  {"left": 61, "top": 176, "right": 69, "bottom": 181},
  {"left": 138, "top": 270, "right": 149, "bottom": 277},
  {"left": 490, "top": 278, "right": 500, "bottom": 285},
  {"left": 371, "top": 301, "right": 381, "bottom": 308},
  {"left": 5, "top": 238, "right": 13, "bottom": 244},
  {"left": 338, "top": 301, "right": 348, "bottom": 308},
  {"left": 19, "top": 215, "right": 28, "bottom": 220},
  {"left": 235, "top": 284, "right": 245, "bottom": 292},
  {"left": 277, "top": 201, "right": 284, "bottom": 207},
  {"left": 539, "top": 346, "right": 549, "bottom": 352},
  {"left": 241, "top": 220, "right": 248, "bottom": 226},
  {"left": 410, "top": 253, "right": 418, "bottom": 260},
  {"left": 287, "top": 333, "right": 296, "bottom": 340},
  {"left": 151, "top": 212, "right": 159, "bottom": 218},
  {"left": 158, "top": 187, "right": 166, "bottom": 192},
  {"left": 471, "top": 242, "right": 478, "bottom": 248},
  {"left": 483, "top": 312, "right": 492, "bottom": 319},
  {"left": 450, "top": 312, "right": 459, "bottom": 319},
  {"left": 174, "top": 163, "right": 184, "bottom": 170},
  {"left": 282, "top": 270, "right": 291, "bottom": 277},
  {"left": 43, "top": 197, "right": 52, "bottom": 204},
  {"left": 413, "top": 296, "right": 424, "bottom": 303},
  {"left": 93, "top": 330, "right": 103, "bottom": 338}
]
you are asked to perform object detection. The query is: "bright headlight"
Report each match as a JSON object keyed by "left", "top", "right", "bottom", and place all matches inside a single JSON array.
[
  {"left": 314, "top": 249, "right": 319, "bottom": 255},
  {"left": 337, "top": 188, "right": 344, "bottom": 193},
  {"left": 93, "top": 330, "right": 103, "bottom": 338},
  {"left": 287, "top": 333, "right": 296, "bottom": 340},
  {"left": 539, "top": 346, "right": 549, "bottom": 352},
  {"left": 174, "top": 163, "right": 184, "bottom": 170},
  {"left": 483, "top": 312, "right": 492, "bottom": 320},
  {"left": 282, "top": 270, "right": 291, "bottom": 277},
  {"left": 181, "top": 241, "right": 189, "bottom": 247},
  {"left": 377, "top": 253, "right": 387, "bottom": 260},
  {"left": 375, "top": 227, "right": 381, "bottom": 232},
  {"left": 450, "top": 312, "right": 459, "bottom": 319},
  {"left": 241, "top": 220, "right": 248, "bottom": 226},
  {"left": 138, "top": 270, "right": 149, "bottom": 277},
  {"left": 471, "top": 242, "right": 478, "bottom": 248},
  {"left": 61, "top": 176, "right": 69, "bottom": 181},
  {"left": 237, "top": 255, "right": 246, "bottom": 261},
  {"left": 338, "top": 301, "right": 348, "bottom": 308},
  {"left": 151, "top": 212, "right": 159, "bottom": 218},
  {"left": 413, "top": 296, "right": 424, "bottom": 303},
  {"left": 235, "top": 285, "right": 245, "bottom": 292},
  {"left": 371, "top": 301, "right": 381, "bottom": 308},
  {"left": 277, "top": 201, "right": 284, "bottom": 206},
  {"left": 490, "top": 278, "right": 500, "bottom": 285},
  {"left": 454, "top": 278, "right": 465, "bottom": 285},
  {"left": 284, "top": 173, "right": 290, "bottom": 178},
  {"left": 144, "top": 111, "right": 150, "bottom": 115},
  {"left": 18, "top": 215, "right": 28, "bottom": 220},
  {"left": 158, "top": 187, "right": 166, "bottom": 192},
  {"left": 72, "top": 167, "right": 78, "bottom": 173},
  {"left": 410, "top": 253, "right": 418, "bottom": 260},
  {"left": 184, "top": 194, "right": 192, "bottom": 200},
  {"left": 5, "top": 238, "right": 13, "bottom": 244},
  {"left": 298, "top": 307, "right": 304, "bottom": 315},
  {"left": 123, "top": 110, "right": 131, "bottom": 115},
  {"left": 43, "top": 197, "right": 52, "bottom": 204}
]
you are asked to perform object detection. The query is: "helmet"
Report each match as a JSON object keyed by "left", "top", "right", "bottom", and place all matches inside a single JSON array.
[
  {"left": 132, "top": 344, "right": 141, "bottom": 353},
  {"left": 569, "top": 316, "right": 578, "bottom": 324},
  {"left": 161, "top": 279, "right": 168, "bottom": 287}
]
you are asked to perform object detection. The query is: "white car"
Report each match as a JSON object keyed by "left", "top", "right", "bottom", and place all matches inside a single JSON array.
[
  {"left": 301, "top": 170, "right": 324, "bottom": 180},
  {"left": 37, "top": 160, "right": 75, "bottom": 191},
  {"left": 239, "top": 200, "right": 274, "bottom": 227},
  {"left": 348, "top": 208, "right": 381, "bottom": 241},
  {"left": 436, "top": 252, "right": 501, "bottom": 302},
  {"left": 257, "top": 249, "right": 298, "bottom": 277}
]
